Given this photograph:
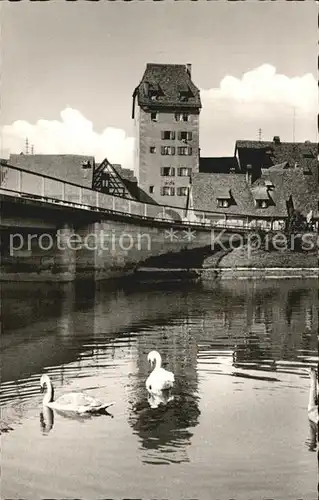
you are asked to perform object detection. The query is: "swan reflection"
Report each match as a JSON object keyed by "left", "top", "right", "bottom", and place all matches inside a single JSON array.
[
  {"left": 305, "top": 419, "right": 317, "bottom": 452},
  {"left": 40, "top": 406, "right": 54, "bottom": 435},
  {"left": 39, "top": 404, "right": 114, "bottom": 434},
  {"left": 147, "top": 389, "right": 174, "bottom": 409}
]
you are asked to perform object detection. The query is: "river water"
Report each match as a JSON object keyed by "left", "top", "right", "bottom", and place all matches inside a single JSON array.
[{"left": 1, "top": 278, "right": 318, "bottom": 500}]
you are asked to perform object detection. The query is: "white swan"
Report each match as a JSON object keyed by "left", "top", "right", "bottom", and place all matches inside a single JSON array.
[
  {"left": 146, "top": 350, "right": 175, "bottom": 394},
  {"left": 307, "top": 368, "right": 318, "bottom": 425},
  {"left": 40, "top": 374, "right": 115, "bottom": 414}
]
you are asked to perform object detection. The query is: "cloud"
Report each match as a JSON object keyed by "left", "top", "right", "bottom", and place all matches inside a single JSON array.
[
  {"left": 200, "top": 64, "right": 317, "bottom": 157},
  {"left": 1, "top": 65, "right": 316, "bottom": 167},
  {"left": 1, "top": 108, "right": 135, "bottom": 169}
]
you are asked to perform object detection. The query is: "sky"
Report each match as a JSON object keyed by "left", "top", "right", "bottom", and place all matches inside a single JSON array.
[{"left": 1, "top": 1, "right": 317, "bottom": 170}]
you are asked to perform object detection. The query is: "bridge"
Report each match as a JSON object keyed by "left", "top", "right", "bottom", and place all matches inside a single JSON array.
[{"left": 0, "top": 161, "right": 286, "bottom": 282}]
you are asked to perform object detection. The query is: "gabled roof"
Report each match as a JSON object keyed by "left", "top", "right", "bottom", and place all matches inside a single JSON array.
[
  {"left": 133, "top": 63, "right": 201, "bottom": 111},
  {"left": 9, "top": 154, "right": 95, "bottom": 188},
  {"left": 199, "top": 156, "right": 240, "bottom": 174}
]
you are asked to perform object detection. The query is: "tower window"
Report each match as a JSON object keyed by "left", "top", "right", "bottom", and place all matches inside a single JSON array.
[
  {"left": 178, "top": 167, "right": 192, "bottom": 176},
  {"left": 151, "top": 112, "right": 158, "bottom": 122},
  {"left": 161, "top": 186, "right": 175, "bottom": 196},
  {"left": 177, "top": 187, "right": 188, "bottom": 196},
  {"left": 178, "top": 147, "right": 192, "bottom": 156},
  {"left": 178, "top": 131, "right": 192, "bottom": 141},
  {"left": 175, "top": 113, "right": 189, "bottom": 122},
  {"left": 150, "top": 146, "right": 156, "bottom": 154},
  {"left": 161, "top": 146, "right": 175, "bottom": 156},
  {"left": 149, "top": 185, "right": 154, "bottom": 194},
  {"left": 161, "top": 167, "right": 175, "bottom": 176},
  {"left": 161, "top": 130, "right": 175, "bottom": 140}
]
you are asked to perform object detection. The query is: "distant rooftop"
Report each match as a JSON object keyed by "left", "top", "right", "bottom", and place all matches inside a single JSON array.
[
  {"left": 9, "top": 154, "right": 95, "bottom": 188},
  {"left": 192, "top": 168, "right": 319, "bottom": 218},
  {"left": 235, "top": 137, "right": 318, "bottom": 174}
]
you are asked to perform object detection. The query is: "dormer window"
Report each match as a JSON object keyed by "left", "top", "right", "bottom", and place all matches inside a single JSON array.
[
  {"left": 217, "top": 199, "right": 230, "bottom": 208},
  {"left": 178, "top": 85, "right": 193, "bottom": 102},
  {"left": 253, "top": 187, "right": 271, "bottom": 208},
  {"left": 217, "top": 189, "right": 232, "bottom": 208},
  {"left": 145, "top": 81, "right": 161, "bottom": 101},
  {"left": 179, "top": 92, "right": 189, "bottom": 102},
  {"left": 256, "top": 200, "right": 268, "bottom": 209},
  {"left": 81, "top": 160, "right": 91, "bottom": 169}
]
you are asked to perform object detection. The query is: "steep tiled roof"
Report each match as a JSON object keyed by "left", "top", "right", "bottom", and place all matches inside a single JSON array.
[
  {"left": 199, "top": 156, "right": 240, "bottom": 174},
  {"left": 111, "top": 164, "right": 154, "bottom": 202},
  {"left": 235, "top": 138, "right": 317, "bottom": 174},
  {"left": 113, "top": 164, "right": 137, "bottom": 183},
  {"left": 133, "top": 63, "right": 201, "bottom": 110},
  {"left": 192, "top": 173, "right": 257, "bottom": 216},
  {"left": 9, "top": 154, "right": 95, "bottom": 188},
  {"left": 192, "top": 169, "right": 319, "bottom": 218},
  {"left": 260, "top": 168, "right": 319, "bottom": 218}
]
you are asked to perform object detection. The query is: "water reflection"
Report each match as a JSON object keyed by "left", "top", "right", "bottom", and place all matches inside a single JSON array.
[
  {"left": 306, "top": 420, "right": 318, "bottom": 452},
  {"left": 147, "top": 389, "right": 174, "bottom": 409},
  {"left": 1, "top": 278, "right": 318, "bottom": 499},
  {"left": 127, "top": 318, "right": 200, "bottom": 464},
  {"left": 40, "top": 407, "right": 54, "bottom": 435},
  {"left": 232, "top": 331, "right": 277, "bottom": 371},
  {"left": 129, "top": 393, "right": 200, "bottom": 465},
  {"left": 39, "top": 405, "right": 114, "bottom": 436}
]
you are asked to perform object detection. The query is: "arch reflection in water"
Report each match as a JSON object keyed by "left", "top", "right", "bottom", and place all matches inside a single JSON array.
[
  {"left": 128, "top": 319, "right": 200, "bottom": 465},
  {"left": 232, "top": 331, "right": 277, "bottom": 372}
]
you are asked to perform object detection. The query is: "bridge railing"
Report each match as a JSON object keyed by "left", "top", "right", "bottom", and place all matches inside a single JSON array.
[{"left": 0, "top": 161, "right": 288, "bottom": 231}]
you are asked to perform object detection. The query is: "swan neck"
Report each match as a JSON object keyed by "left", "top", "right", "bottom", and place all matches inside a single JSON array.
[{"left": 153, "top": 353, "right": 162, "bottom": 370}]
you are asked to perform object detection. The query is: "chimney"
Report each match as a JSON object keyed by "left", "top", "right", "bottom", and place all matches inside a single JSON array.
[
  {"left": 246, "top": 164, "right": 252, "bottom": 185},
  {"left": 186, "top": 63, "right": 192, "bottom": 77}
]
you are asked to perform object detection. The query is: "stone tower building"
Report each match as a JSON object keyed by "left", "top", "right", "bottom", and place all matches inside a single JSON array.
[{"left": 132, "top": 63, "right": 201, "bottom": 208}]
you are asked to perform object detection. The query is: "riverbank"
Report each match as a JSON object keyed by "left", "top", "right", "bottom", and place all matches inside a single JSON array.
[
  {"left": 135, "top": 247, "right": 318, "bottom": 281},
  {"left": 205, "top": 246, "right": 318, "bottom": 269}
]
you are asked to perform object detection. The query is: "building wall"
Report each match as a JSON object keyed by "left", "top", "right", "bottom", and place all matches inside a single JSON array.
[{"left": 137, "top": 108, "right": 200, "bottom": 208}]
